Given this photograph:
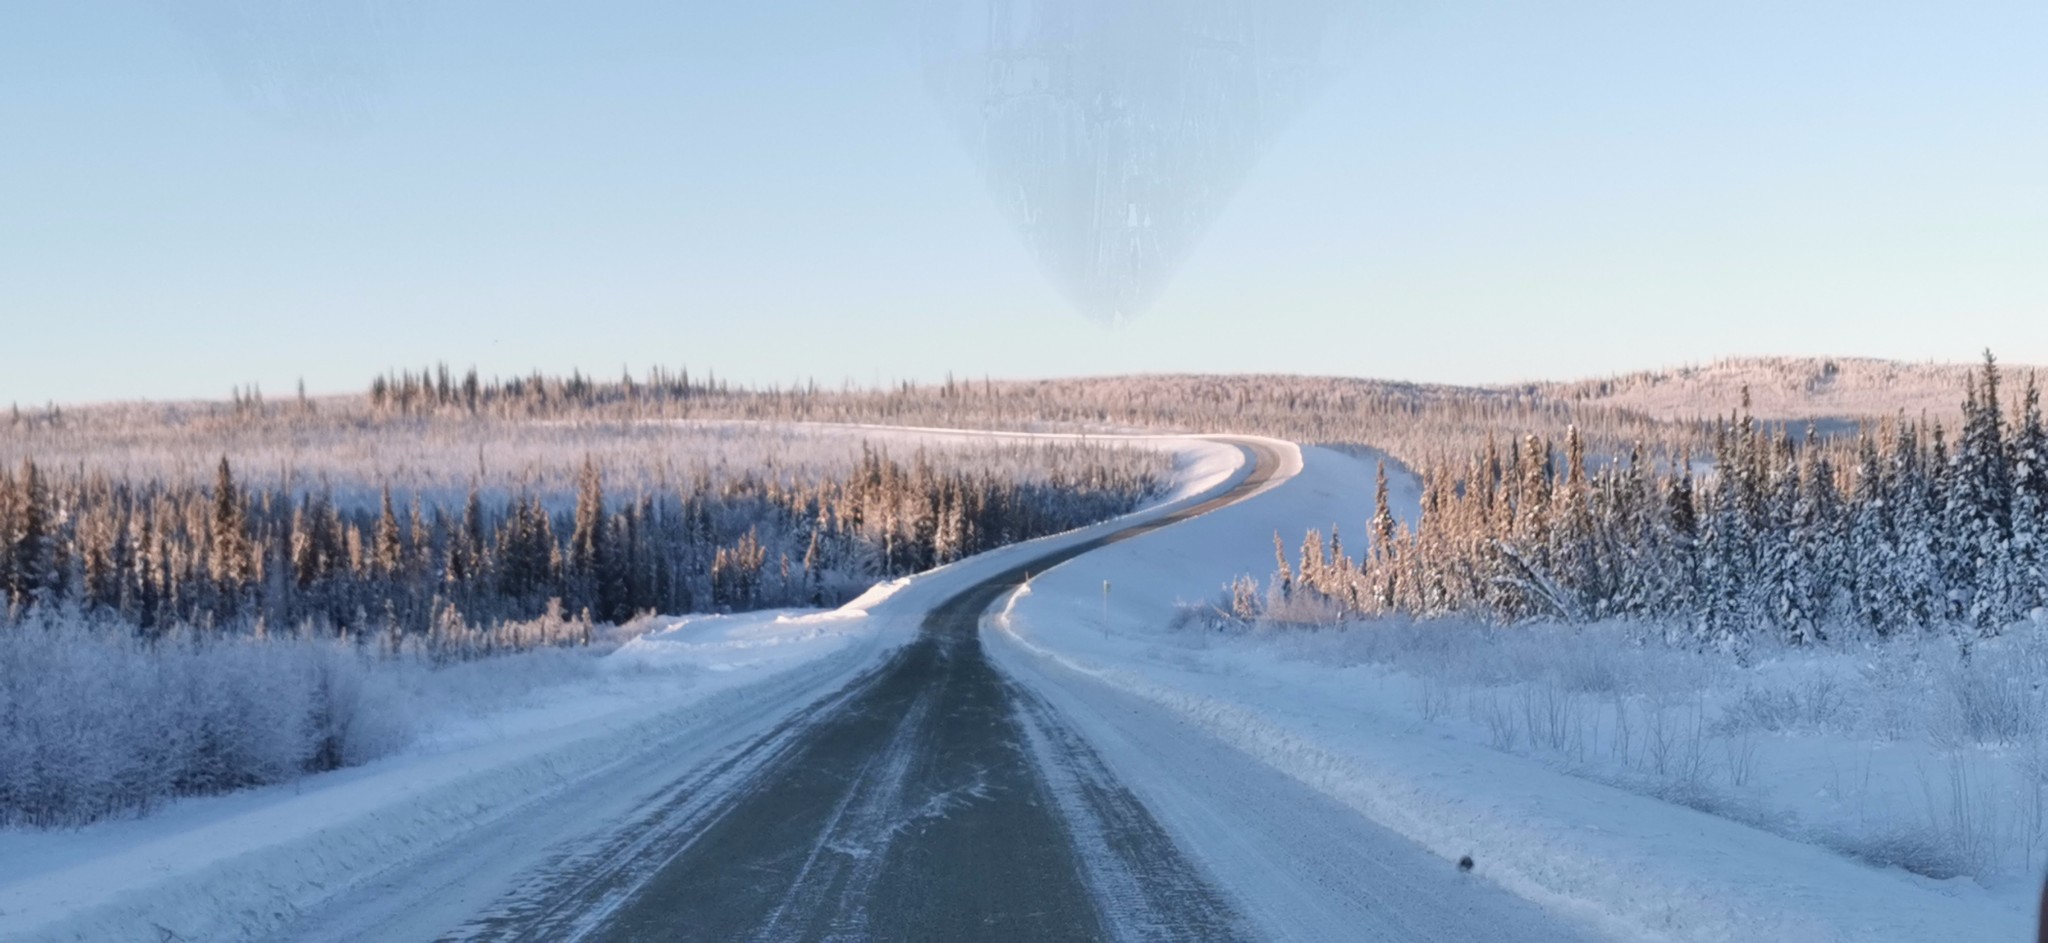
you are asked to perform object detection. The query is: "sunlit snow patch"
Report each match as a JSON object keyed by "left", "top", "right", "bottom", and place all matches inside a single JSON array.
[{"left": 608, "top": 579, "right": 911, "bottom": 673}]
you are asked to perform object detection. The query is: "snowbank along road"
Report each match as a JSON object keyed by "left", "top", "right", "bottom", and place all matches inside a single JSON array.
[
  {"left": 15, "top": 431, "right": 2008, "bottom": 942},
  {"left": 438, "top": 438, "right": 1599, "bottom": 942},
  {"left": 3, "top": 434, "right": 1607, "bottom": 942},
  {"left": 449, "top": 440, "right": 1284, "bottom": 941}
]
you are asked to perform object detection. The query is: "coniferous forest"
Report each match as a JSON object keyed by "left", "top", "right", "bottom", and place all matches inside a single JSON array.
[
  {"left": 2, "top": 356, "right": 2042, "bottom": 829},
  {"left": 0, "top": 414, "right": 1165, "bottom": 826},
  {"left": 0, "top": 442, "right": 1163, "bottom": 654},
  {"left": 1259, "top": 354, "right": 2048, "bottom": 649}
]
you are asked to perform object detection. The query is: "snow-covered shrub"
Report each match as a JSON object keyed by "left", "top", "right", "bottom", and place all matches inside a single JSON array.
[
  {"left": 1930, "top": 645, "right": 2044, "bottom": 747},
  {"left": 302, "top": 642, "right": 413, "bottom": 770},
  {"left": 1717, "top": 676, "right": 1851, "bottom": 735},
  {"left": 1718, "top": 686, "right": 1804, "bottom": 734},
  {"left": 1192, "top": 608, "right": 2048, "bottom": 882},
  {"left": 1826, "top": 824, "right": 1977, "bottom": 881},
  {"left": 0, "top": 606, "right": 642, "bottom": 829},
  {"left": 1165, "top": 597, "right": 1238, "bottom": 634},
  {"left": 0, "top": 610, "right": 411, "bottom": 827}
]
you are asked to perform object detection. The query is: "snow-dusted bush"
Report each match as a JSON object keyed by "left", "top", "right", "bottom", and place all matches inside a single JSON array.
[
  {"left": 1717, "top": 676, "right": 1852, "bottom": 736},
  {"left": 1185, "top": 604, "right": 2048, "bottom": 883},
  {"left": 0, "top": 411, "right": 1175, "bottom": 828},
  {"left": 0, "top": 606, "right": 638, "bottom": 829},
  {"left": 1931, "top": 643, "right": 2046, "bottom": 748},
  {"left": 0, "top": 609, "right": 398, "bottom": 826},
  {"left": 1827, "top": 823, "right": 1978, "bottom": 881}
]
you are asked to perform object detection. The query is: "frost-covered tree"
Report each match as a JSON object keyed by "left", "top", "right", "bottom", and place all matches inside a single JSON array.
[
  {"left": 210, "top": 457, "right": 252, "bottom": 600},
  {"left": 2, "top": 459, "right": 55, "bottom": 609},
  {"left": 1262, "top": 357, "right": 2047, "bottom": 644},
  {"left": 1951, "top": 353, "right": 2012, "bottom": 631},
  {"left": 2009, "top": 374, "right": 2047, "bottom": 616}
]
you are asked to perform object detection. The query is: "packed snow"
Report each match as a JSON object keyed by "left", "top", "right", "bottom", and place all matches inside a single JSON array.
[
  {"left": 988, "top": 443, "right": 2040, "bottom": 941},
  {"left": 9, "top": 428, "right": 2038, "bottom": 942},
  {"left": 0, "top": 433, "right": 1245, "bottom": 943}
]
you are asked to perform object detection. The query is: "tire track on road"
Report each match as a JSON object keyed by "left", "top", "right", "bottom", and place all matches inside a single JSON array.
[{"left": 476, "top": 440, "right": 1287, "bottom": 942}]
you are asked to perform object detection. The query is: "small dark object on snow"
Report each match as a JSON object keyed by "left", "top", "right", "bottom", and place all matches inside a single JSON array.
[{"left": 1457, "top": 855, "right": 1474, "bottom": 872}]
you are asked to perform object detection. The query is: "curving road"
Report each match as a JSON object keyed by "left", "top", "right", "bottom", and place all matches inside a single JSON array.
[
  {"left": 287, "top": 438, "right": 1599, "bottom": 942},
  {"left": 442, "top": 441, "right": 1288, "bottom": 942}
]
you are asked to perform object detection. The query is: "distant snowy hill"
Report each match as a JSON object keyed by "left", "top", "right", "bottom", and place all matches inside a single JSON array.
[{"left": 1515, "top": 355, "right": 2046, "bottom": 423}]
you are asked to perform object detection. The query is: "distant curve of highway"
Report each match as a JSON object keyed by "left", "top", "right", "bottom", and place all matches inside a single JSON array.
[{"left": 451, "top": 440, "right": 1287, "bottom": 942}]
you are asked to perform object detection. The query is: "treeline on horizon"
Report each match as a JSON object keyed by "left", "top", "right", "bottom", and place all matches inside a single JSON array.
[
  {"left": 353, "top": 363, "right": 1695, "bottom": 468},
  {"left": 0, "top": 428, "right": 1164, "bottom": 828},
  {"left": 1258, "top": 354, "right": 2048, "bottom": 650},
  {"left": 7, "top": 360, "right": 1747, "bottom": 485},
  {"left": 0, "top": 443, "right": 1161, "bottom": 656}
]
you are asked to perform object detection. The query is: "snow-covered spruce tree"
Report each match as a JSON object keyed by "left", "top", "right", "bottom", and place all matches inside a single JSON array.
[
  {"left": 1550, "top": 426, "right": 1603, "bottom": 618},
  {"left": 1847, "top": 432, "right": 1902, "bottom": 635},
  {"left": 211, "top": 457, "right": 252, "bottom": 607},
  {"left": 2011, "top": 374, "right": 2048, "bottom": 617},
  {"left": 1888, "top": 421, "right": 1943, "bottom": 634},
  {"left": 0, "top": 437, "right": 1164, "bottom": 659},
  {"left": 1659, "top": 454, "right": 1700, "bottom": 632},
  {"left": 1298, "top": 528, "right": 1326, "bottom": 601},
  {"left": 1272, "top": 531, "right": 1294, "bottom": 604},
  {"left": 1951, "top": 353, "right": 2013, "bottom": 633},
  {"left": 1696, "top": 472, "right": 1752, "bottom": 653},
  {"left": 372, "top": 486, "right": 402, "bottom": 581},
  {"left": 1758, "top": 432, "right": 1814, "bottom": 644},
  {"left": 568, "top": 455, "right": 619, "bottom": 622},
  {"left": 1258, "top": 361, "right": 2047, "bottom": 645},
  {"left": 3, "top": 458, "right": 56, "bottom": 611},
  {"left": 1367, "top": 461, "right": 1396, "bottom": 610}
]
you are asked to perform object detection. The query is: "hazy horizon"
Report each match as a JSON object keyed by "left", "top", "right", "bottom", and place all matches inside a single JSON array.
[
  {"left": 5, "top": 1, "right": 2043, "bottom": 405},
  {"left": 20, "top": 350, "right": 2048, "bottom": 413}
]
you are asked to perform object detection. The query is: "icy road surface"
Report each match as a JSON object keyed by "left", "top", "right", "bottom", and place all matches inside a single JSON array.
[
  {"left": 3, "top": 433, "right": 1606, "bottom": 942},
  {"left": 429, "top": 439, "right": 1597, "bottom": 942}
]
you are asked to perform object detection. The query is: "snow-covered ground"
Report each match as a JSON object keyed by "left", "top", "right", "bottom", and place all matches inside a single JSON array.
[
  {"left": 0, "top": 433, "right": 1246, "bottom": 943},
  {"left": 15, "top": 429, "right": 2033, "bottom": 942},
  {"left": 990, "top": 444, "right": 2039, "bottom": 942},
  {"left": 0, "top": 606, "right": 891, "bottom": 943}
]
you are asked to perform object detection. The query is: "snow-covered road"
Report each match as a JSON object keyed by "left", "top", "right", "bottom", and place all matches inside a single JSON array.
[
  {"left": 428, "top": 437, "right": 1297, "bottom": 941},
  {"left": 9, "top": 430, "right": 2007, "bottom": 942},
  {"left": 411, "top": 436, "right": 1593, "bottom": 943},
  {"left": 998, "top": 626, "right": 1603, "bottom": 942},
  {"left": 0, "top": 432, "right": 1257, "bottom": 942},
  {"left": 991, "top": 443, "right": 2035, "bottom": 943}
]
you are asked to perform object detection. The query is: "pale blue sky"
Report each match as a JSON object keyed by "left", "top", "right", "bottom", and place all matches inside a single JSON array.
[{"left": 3, "top": 1, "right": 2044, "bottom": 406}]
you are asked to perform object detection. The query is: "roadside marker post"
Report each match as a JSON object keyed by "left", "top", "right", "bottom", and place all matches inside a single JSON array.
[{"left": 1102, "top": 580, "right": 1111, "bottom": 639}]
